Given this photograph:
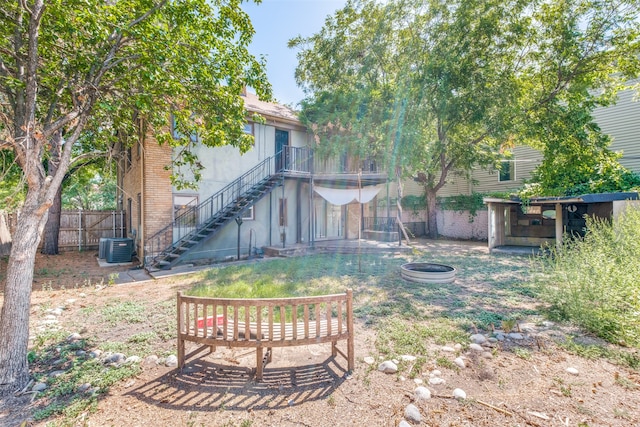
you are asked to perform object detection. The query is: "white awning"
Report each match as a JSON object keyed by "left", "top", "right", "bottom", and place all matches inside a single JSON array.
[{"left": 313, "top": 185, "right": 382, "bottom": 206}]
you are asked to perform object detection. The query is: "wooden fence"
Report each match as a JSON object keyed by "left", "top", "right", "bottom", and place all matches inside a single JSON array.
[{"left": 4, "top": 210, "right": 126, "bottom": 251}]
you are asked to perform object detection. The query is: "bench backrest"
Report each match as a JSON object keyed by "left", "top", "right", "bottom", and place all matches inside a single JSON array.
[{"left": 177, "top": 290, "right": 353, "bottom": 345}]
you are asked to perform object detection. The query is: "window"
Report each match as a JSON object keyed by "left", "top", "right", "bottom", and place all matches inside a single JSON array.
[
  {"left": 243, "top": 123, "right": 253, "bottom": 135},
  {"left": 279, "top": 198, "right": 287, "bottom": 227},
  {"left": 173, "top": 194, "right": 198, "bottom": 226},
  {"left": 242, "top": 205, "right": 255, "bottom": 221},
  {"left": 126, "top": 146, "right": 132, "bottom": 170},
  {"left": 171, "top": 114, "right": 197, "bottom": 142},
  {"left": 499, "top": 160, "right": 515, "bottom": 182}
]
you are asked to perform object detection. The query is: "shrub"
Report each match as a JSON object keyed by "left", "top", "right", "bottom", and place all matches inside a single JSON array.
[{"left": 536, "top": 207, "right": 640, "bottom": 347}]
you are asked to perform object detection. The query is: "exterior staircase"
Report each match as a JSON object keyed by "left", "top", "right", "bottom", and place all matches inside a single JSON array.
[{"left": 144, "top": 156, "right": 282, "bottom": 271}]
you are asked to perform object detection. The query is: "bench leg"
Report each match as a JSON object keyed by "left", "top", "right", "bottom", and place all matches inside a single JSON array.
[
  {"left": 347, "top": 334, "right": 355, "bottom": 372},
  {"left": 266, "top": 347, "right": 272, "bottom": 363},
  {"left": 256, "top": 347, "right": 263, "bottom": 381},
  {"left": 331, "top": 341, "right": 337, "bottom": 358},
  {"left": 177, "top": 338, "right": 185, "bottom": 370}
]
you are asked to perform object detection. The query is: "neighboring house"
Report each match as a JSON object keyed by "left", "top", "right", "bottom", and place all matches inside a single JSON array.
[
  {"left": 439, "top": 84, "right": 640, "bottom": 198},
  {"left": 428, "top": 83, "right": 640, "bottom": 247},
  {"left": 117, "top": 92, "right": 388, "bottom": 270}
]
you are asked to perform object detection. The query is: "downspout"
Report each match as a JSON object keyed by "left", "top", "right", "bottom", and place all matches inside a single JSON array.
[{"left": 139, "top": 133, "right": 145, "bottom": 267}]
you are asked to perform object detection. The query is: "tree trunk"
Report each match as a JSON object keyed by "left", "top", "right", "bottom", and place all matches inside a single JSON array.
[
  {"left": 0, "top": 199, "right": 48, "bottom": 396},
  {"left": 425, "top": 188, "right": 438, "bottom": 239},
  {"left": 41, "top": 131, "right": 62, "bottom": 255},
  {"left": 41, "top": 189, "right": 61, "bottom": 255}
]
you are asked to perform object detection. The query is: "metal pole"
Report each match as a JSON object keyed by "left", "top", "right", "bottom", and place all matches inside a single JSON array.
[{"left": 235, "top": 217, "right": 243, "bottom": 260}]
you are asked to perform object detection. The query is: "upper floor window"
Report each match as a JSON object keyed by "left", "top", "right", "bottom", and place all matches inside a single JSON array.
[
  {"left": 244, "top": 123, "right": 253, "bottom": 135},
  {"left": 171, "top": 114, "right": 197, "bottom": 142},
  {"left": 499, "top": 160, "right": 515, "bottom": 182}
]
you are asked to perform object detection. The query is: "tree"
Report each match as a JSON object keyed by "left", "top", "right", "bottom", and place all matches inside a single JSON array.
[
  {"left": 291, "top": 0, "right": 640, "bottom": 238},
  {"left": 0, "top": 0, "right": 271, "bottom": 395}
]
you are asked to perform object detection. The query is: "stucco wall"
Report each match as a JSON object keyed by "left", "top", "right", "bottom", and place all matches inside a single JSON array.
[{"left": 437, "top": 209, "right": 488, "bottom": 240}]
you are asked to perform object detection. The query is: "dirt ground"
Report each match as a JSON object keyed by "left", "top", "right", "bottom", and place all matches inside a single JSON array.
[{"left": 2, "top": 248, "right": 640, "bottom": 427}]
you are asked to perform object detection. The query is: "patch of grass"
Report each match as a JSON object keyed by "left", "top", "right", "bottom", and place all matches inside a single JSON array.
[
  {"left": 435, "top": 356, "right": 457, "bottom": 370},
  {"left": 36, "top": 267, "right": 71, "bottom": 277},
  {"left": 557, "top": 337, "right": 640, "bottom": 370},
  {"left": 151, "top": 299, "right": 178, "bottom": 341},
  {"left": 535, "top": 210, "right": 640, "bottom": 347},
  {"left": 375, "top": 316, "right": 467, "bottom": 358},
  {"left": 100, "top": 299, "right": 147, "bottom": 325},
  {"left": 514, "top": 347, "right": 532, "bottom": 360},
  {"left": 30, "top": 338, "right": 141, "bottom": 424}
]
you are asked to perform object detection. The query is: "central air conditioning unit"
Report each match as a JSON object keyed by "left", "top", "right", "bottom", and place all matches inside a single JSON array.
[
  {"left": 99, "top": 238, "right": 110, "bottom": 259},
  {"left": 106, "top": 238, "right": 134, "bottom": 263}
]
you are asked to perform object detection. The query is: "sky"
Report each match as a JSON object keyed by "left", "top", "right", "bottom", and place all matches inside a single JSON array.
[{"left": 242, "top": 0, "right": 347, "bottom": 107}]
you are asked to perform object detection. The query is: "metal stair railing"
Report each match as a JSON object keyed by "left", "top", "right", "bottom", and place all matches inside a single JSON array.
[{"left": 144, "top": 154, "right": 280, "bottom": 268}]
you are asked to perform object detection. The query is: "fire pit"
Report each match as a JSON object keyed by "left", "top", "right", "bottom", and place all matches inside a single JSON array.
[{"left": 400, "top": 262, "right": 457, "bottom": 284}]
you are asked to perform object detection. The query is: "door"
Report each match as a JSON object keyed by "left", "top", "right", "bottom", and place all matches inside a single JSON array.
[
  {"left": 314, "top": 197, "right": 343, "bottom": 240},
  {"left": 275, "top": 129, "right": 289, "bottom": 171}
]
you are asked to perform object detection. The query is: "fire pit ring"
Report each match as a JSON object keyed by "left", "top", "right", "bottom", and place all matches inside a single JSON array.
[{"left": 400, "top": 262, "right": 457, "bottom": 284}]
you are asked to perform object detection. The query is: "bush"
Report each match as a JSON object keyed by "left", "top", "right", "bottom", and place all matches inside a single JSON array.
[{"left": 536, "top": 207, "right": 640, "bottom": 347}]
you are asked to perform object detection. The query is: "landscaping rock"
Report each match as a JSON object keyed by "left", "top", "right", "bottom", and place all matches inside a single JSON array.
[
  {"left": 454, "top": 343, "right": 463, "bottom": 351},
  {"left": 481, "top": 351, "right": 494, "bottom": 359},
  {"left": 428, "top": 377, "right": 445, "bottom": 385},
  {"left": 88, "top": 350, "right": 102, "bottom": 359},
  {"left": 470, "top": 334, "right": 487, "bottom": 344},
  {"left": 495, "top": 333, "right": 505, "bottom": 341},
  {"left": 414, "top": 386, "right": 431, "bottom": 401},
  {"left": 413, "top": 378, "right": 423, "bottom": 385},
  {"left": 32, "top": 382, "right": 47, "bottom": 392},
  {"left": 67, "top": 333, "right": 82, "bottom": 342},
  {"left": 49, "top": 370, "right": 65, "bottom": 378},
  {"left": 441, "top": 346, "right": 455, "bottom": 352},
  {"left": 508, "top": 333, "right": 524, "bottom": 340},
  {"left": 78, "top": 383, "right": 92, "bottom": 393},
  {"left": 143, "top": 355, "right": 159, "bottom": 366},
  {"left": 566, "top": 367, "right": 579, "bottom": 376},
  {"left": 469, "top": 343, "right": 484, "bottom": 352},
  {"left": 378, "top": 361, "right": 398, "bottom": 374},
  {"left": 430, "top": 370, "right": 442, "bottom": 377},
  {"left": 125, "top": 356, "right": 142, "bottom": 364},
  {"left": 404, "top": 404, "right": 421, "bottom": 424},
  {"left": 165, "top": 355, "right": 178, "bottom": 367},
  {"left": 453, "top": 388, "right": 467, "bottom": 400},
  {"left": 104, "top": 353, "right": 126, "bottom": 365},
  {"left": 400, "top": 355, "right": 416, "bottom": 362},
  {"left": 398, "top": 420, "right": 412, "bottom": 427},
  {"left": 363, "top": 356, "right": 376, "bottom": 365},
  {"left": 454, "top": 357, "right": 465, "bottom": 369}
]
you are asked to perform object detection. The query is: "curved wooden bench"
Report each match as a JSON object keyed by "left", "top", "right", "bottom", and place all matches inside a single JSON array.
[{"left": 176, "top": 290, "right": 354, "bottom": 380}]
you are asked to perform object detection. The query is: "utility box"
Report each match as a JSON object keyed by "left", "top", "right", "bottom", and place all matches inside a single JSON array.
[
  {"left": 98, "top": 238, "right": 110, "bottom": 259},
  {"left": 106, "top": 238, "right": 134, "bottom": 263}
]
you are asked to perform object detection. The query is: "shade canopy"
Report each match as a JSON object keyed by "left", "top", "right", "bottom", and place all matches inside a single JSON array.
[{"left": 313, "top": 185, "right": 382, "bottom": 206}]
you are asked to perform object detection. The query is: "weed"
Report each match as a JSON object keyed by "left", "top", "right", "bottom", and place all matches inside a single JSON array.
[
  {"left": 557, "top": 337, "right": 640, "bottom": 370},
  {"left": 535, "top": 210, "right": 640, "bottom": 347},
  {"left": 435, "top": 356, "right": 457, "bottom": 370},
  {"left": 513, "top": 347, "right": 532, "bottom": 360},
  {"left": 100, "top": 300, "right": 146, "bottom": 325},
  {"left": 327, "top": 394, "right": 336, "bottom": 407}
]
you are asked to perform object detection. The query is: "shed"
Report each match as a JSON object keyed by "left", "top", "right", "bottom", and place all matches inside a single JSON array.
[{"left": 483, "top": 192, "right": 640, "bottom": 252}]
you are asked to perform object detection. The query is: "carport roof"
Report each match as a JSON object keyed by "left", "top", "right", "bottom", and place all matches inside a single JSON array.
[{"left": 483, "top": 191, "right": 639, "bottom": 205}]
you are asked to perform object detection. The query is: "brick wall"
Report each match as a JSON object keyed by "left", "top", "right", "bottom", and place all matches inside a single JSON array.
[{"left": 120, "top": 124, "right": 173, "bottom": 257}]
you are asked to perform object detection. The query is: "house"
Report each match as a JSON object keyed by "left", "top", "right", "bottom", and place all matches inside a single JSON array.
[
  {"left": 117, "top": 92, "right": 388, "bottom": 270},
  {"left": 430, "top": 83, "right": 640, "bottom": 248}
]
